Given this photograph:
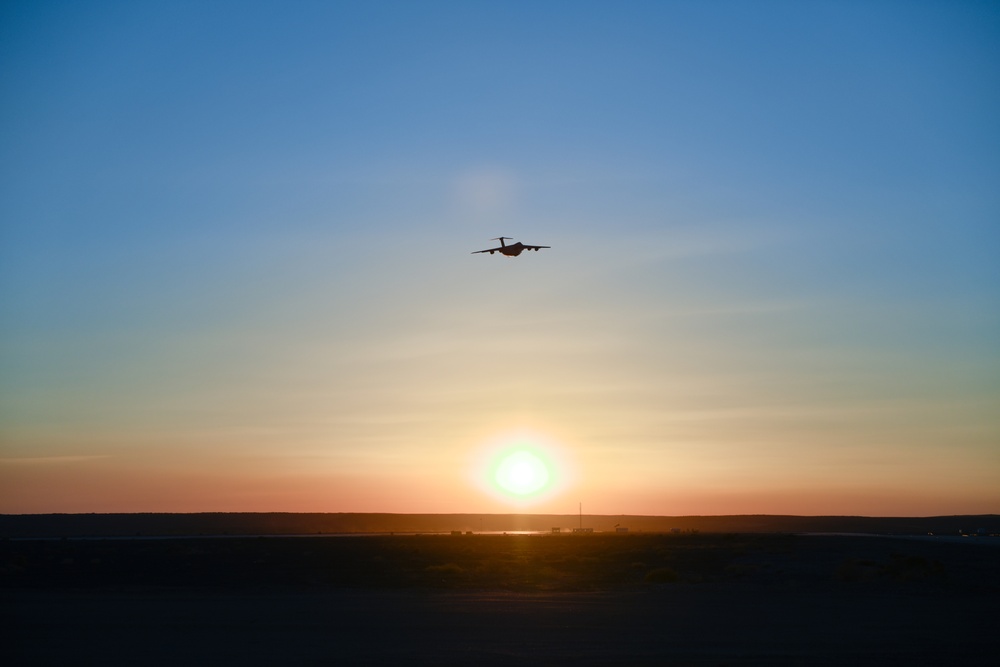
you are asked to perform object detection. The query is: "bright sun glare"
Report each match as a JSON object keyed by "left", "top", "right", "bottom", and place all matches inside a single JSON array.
[
  {"left": 470, "top": 431, "right": 573, "bottom": 507},
  {"left": 494, "top": 450, "right": 550, "bottom": 496}
]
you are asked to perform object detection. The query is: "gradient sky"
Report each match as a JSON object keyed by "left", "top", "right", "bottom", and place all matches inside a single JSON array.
[{"left": 2, "top": 1, "right": 998, "bottom": 516}]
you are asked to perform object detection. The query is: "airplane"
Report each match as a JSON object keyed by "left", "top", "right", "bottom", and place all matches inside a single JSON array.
[{"left": 472, "top": 237, "right": 550, "bottom": 257}]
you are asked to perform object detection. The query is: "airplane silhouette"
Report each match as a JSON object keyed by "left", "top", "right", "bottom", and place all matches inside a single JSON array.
[{"left": 472, "top": 237, "right": 550, "bottom": 257}]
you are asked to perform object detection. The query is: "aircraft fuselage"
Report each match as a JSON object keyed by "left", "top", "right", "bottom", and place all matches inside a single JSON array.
[{"left": 496, "top": 242, "right": 527, "bottom": 256}]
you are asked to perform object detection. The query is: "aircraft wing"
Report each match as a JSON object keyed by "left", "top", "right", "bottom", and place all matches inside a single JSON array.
[
  {"left": 522, "top": 245, "right": 550, "bottom": 250},
  {"left": 472, "top": 246, "right": 503, "bottom": 254}
]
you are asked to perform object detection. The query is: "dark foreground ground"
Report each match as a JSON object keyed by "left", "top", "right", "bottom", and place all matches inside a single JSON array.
[{"left": 4, "top": 533, "right": 998, "bottom": 665}]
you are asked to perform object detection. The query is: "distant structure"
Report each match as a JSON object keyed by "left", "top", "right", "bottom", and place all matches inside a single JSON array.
[
  {"left": 572, "top": 502, "right": 593, "bottom": 533},
  {"left": 551, "top": 527, "right": 562, "bottom": 533}
]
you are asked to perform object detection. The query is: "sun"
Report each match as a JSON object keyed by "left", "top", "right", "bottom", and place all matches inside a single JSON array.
[
  {"left": 468, "top": 430, "right": 575, "bottom": 507},
  {"left": 494, "top": 449, "right": 550, "bottom": 496}
]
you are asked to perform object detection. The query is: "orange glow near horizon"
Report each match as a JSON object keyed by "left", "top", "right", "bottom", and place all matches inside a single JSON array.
[
  {"left": 1, "top": 420, "right": 998, "bottom": 517},
  {"left": 1, "top": 435, "right": 998, "bottom": 516}
]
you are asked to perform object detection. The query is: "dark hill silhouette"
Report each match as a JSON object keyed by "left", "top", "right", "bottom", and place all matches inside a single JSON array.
[{"left": 1, "top": 512, "right": 997, "bottom": 538}]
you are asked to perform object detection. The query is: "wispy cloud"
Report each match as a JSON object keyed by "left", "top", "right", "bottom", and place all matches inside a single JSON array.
[{"left": 0, "top": 455, "right": 111, "bottom": 465}]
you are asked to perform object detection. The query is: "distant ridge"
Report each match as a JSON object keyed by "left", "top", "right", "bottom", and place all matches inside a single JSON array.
[{"left": 1, "top": 513, "right": 997, "bottom": 538}]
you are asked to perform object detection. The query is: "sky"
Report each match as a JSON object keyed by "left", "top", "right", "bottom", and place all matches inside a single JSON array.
[{"left": 1, "top": 0, "right": 998, "bottom": 517}]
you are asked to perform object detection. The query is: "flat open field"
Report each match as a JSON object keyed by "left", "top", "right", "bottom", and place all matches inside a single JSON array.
[{"left": 4, "top": 533, "right": 998, "bottom": 665}]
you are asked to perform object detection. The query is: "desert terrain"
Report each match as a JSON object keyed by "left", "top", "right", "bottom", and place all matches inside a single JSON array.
[{"left": 4, "top": 528, "right": 998, "bottom": 665}]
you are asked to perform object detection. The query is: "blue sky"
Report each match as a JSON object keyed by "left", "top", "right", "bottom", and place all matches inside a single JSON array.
[{"left": 1, "top": 1, "right": 998, "bottom": 514}]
